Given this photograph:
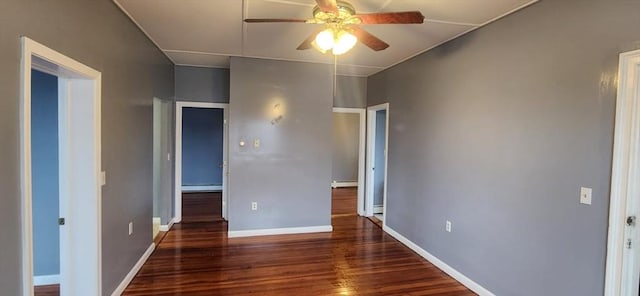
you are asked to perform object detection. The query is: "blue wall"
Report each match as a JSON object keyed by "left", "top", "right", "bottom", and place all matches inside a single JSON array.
[
  {"left": 182, "top": 107, "right": 224, "bottom": 186},
  {"left": 31, "top": 70, "right": 59, "bottom": 276}
]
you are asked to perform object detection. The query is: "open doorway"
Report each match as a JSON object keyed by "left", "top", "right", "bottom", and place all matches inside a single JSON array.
[
  {"left": 153, "top": 98, "right": 172, "bottom": 241},
  {"left": 31, "top": 68, "right": 60, "bottom": 295},
  {"left": 175, "top": 102, "right": 229, "bottom": 224},
  {"left": 21, "top": 37, "right": 102, "bottom": 296},
  {"left": 331, "top": 108, "right": 365, "bottom": 217},
  {"left": 365, "top": 103, "right": 389, "bottom": 226}
]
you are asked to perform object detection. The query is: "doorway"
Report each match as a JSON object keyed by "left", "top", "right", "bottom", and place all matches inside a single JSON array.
[
  {"left": 21, "top": 38, "right": 102, "bottom": 296},
  {"left": 174, "top": 102, "right": 229, "bottom": 223},
  {"left": 153, "top": 98, "right": 172, "bottom": 239},
  {"left": 365, "top": 103, "right": 389, "bottom": 225},
  {"left": 605, "top": 49, "right": 640, "bottom": 296},
  {"left": 331, "top": 108, "right": 365, "bottom": 216}
]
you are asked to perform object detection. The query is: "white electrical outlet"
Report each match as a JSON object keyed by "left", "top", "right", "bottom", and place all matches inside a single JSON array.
[
  {"left": 251, "top": 202, "right": 258, "bottom": 211},
  {"left": 128, "top": 222, "right": 133, "bottom": 235},
  {"left": 445, "top": 220, "right": 452, "bottom": 232},
  {"left": 580, "top": 187, "right": 592, "bottom": 205}
]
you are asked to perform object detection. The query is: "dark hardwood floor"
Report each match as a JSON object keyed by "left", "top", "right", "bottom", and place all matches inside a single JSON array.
[
  {"left": 34, "top": 284, "right": 59, "bottom": 296},
  {"left": 332, "top": 187, "right": 358, "bottom": 216},
  {"left": 182, "top": 191, "right": 223, "bottom": 223},
  {"left": 38, "top": 190, "right": 476, "bottom": 295},
  {"left": 124, "top": 212, "right": 475, "bottom": 295}
]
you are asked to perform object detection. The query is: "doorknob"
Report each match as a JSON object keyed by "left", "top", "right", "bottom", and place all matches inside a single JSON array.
[{"left": 627, "top": 216, "right": 636, "bottom": 226}]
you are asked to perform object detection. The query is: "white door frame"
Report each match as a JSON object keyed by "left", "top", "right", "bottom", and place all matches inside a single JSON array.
[
  {"left": 174, "top": 101, "right": 230, "bottom": 222},
  {"left": 21, "top": 37, "right": 102, "bottom": 296},
  {"left": 605, "top": 49, "right": 640, "bottom": 296},
  {"left": 332, "top": 108, "right": 366, "bottom": 216},
  {"left": 365, "top": 103, "right": 389, "bottom": 224}
]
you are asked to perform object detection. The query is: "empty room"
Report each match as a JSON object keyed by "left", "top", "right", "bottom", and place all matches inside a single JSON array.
[{"left": 3, "top": 1, "right": 640, "bottom": 296}]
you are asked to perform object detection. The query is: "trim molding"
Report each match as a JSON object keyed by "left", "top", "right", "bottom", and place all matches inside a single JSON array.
[
  {"left": 182, "top": 185, "right": 222, "bottom": 192},
  {"left": 228, "top": 225, "right": 333, "bottom": 238},
  {"left": 373, "top": 205, "right": 384, "bottom": 214},
  {"left": 331, "top": 181, "right": 358, "bottom": 188},
  {"left": 110, "top": 243, "right": 155, "bottom": 296},
  {"left": 33, "top": 274, "right": 60, "bottom": 286},
  {"left": 159, "top": 217, "right": 175, "bottom": 232},
  {"left": 383, "top": 225, "right": 495, "bottom": 296}
]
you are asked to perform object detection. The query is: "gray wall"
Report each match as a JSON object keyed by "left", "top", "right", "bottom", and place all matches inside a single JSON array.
[
  {"left": 182, "top": 107, "right": 224, "bottom": 186},
  {"left": 175, "top": 66, "right": 363, "bottom": 108},
  {"left": 31, "top": 70, "right": 60, "bottom": 276},
  {"left": 373, "top": 110, "right": 386, "bottom": 206},
  {"left": 176, "top": 66, "right": 229, "bottom": 103},
  {"left": 332, "top": 112, "right": 360, "bottom": 183},
  {"left": 229, "top": 57, "right": 333, "bottom": 231},
  {"left": 0, "top": 1, "right": 174, "bottom": 295},
  {"left": 334, "top": 75, "right": 367, "bottom": 108},
  {"left": 367, "top": 0, "right": 640, "bottom": 295}
]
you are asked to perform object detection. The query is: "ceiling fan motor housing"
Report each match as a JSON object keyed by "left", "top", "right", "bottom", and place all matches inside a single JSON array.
[{"left": 312, "top": 1, "right": 358, "bottom": 25}]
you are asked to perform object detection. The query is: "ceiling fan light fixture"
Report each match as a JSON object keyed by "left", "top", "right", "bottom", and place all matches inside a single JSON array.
[
  {"left": 315, "top": 28, "right": 335, "bottom": 51},
  {"left": 332, "top": 30, "right": 357, "bottom": 55}
]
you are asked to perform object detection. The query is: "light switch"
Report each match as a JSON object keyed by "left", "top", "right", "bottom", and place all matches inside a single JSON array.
[{"left": 580, "top": 187, "right": 592, "bottom": 205}]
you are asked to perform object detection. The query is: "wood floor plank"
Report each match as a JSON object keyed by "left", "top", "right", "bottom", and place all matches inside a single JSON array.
[
  {"left": 34, "top": 284, "right": 59, "bottom": 296},
  {"left": 182, "top": 191, "right": 223, "bottom": 223},
  {"left": 332, "top": 187, "right": 358, "bottom": 216},
  {"left": 123, "top": 215, "right": 475, "bottom": 295}
]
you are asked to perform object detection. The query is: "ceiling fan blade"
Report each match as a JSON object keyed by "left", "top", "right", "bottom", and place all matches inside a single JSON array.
[
  {"left": 315, "top": 0, "right": 338, "bottom": 13},
  {"left": 297, "top": 27, "right": 325, "bottom": 50},
  {"left": 354, "top": 11, "right": 425, "bottom": 24},
  {"left": 244, "top": 18, "right": 309, "bottom": 23},
  {"left": 351, "top": 27, "right": 389, "bottom": 51}
]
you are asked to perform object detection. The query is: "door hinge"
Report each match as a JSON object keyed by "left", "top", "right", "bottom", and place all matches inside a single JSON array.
[
  {"left": 627, "top": 238, "right": 633, "bottom": 249},
  {"left": 58, "top": 217, "right": 66, "bottom": 226}
]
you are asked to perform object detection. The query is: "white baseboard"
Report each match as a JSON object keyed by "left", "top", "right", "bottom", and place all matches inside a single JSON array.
[
  {"left": 182, "top": 185, "right": 222, "bottom": 192},
  {"left": 228, "top": 225, "right": 333, "bottom": 238},
  {"left": 33, "top": 274, "right": 59, "bottom": 286},
  {"left": 159, "top": 217, "right": 175, "bottom": 232},
  {"left": 373, "top": 205, "right": 384, "bottom": 214},
  {"left": 152, "top": 217, "right": 161, "bottom": 239},
  {"left": 331, "top": 181, "right": 358, "bottom": 188},
  {"left": 110, "top": 243, "right": 156, "bottom": 296},
  {"left": 383, "top": 225, "right": 495, "bottom": 296}
]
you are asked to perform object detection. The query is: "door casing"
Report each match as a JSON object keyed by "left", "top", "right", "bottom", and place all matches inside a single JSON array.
[
  {"left": 174, "top": 101, "right": 230, "bottom": 222},
  {"left": 21, "top": 37, "right": 103, "bottom": 296},
  {"left": 605, "top": 48, "right": 640, "bottom": 296},
  {"left": 365, "top": 103, "right": 389, "bottom": 225}
]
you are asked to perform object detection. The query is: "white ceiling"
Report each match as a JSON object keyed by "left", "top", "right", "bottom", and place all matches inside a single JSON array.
[{"left": 114, "top": 0, "right": 537, "bottom": 76}]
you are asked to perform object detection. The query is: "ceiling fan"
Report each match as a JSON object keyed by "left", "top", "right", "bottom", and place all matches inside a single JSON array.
[{"left": 244, "top": 0, "right": 425, "bottom": 55}]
